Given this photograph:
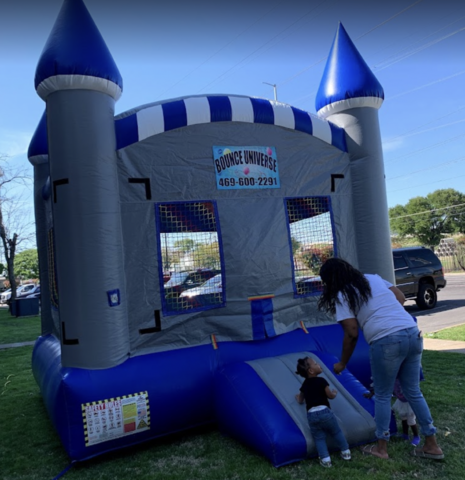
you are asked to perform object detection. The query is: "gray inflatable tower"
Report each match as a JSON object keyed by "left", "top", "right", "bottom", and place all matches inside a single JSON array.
[
  {"left": 316, "top": 23, "right": 394, "bottom": 283},
  {"left": 28, "top": 112, "right": 54, "bottom": 336},
  {"left": 34, "top": 0, "right": 129, "bottom": 368}
]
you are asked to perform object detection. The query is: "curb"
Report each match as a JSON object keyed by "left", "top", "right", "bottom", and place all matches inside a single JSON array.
[{"left": 0, "top": 341, "right": 36, "bottom": 350}]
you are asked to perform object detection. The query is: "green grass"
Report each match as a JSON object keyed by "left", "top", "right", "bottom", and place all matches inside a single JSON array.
[
  {"left": 0, "top": 347, "right": 464, "bottom": 480},
  {"left": 426, "top": 324, "right": 465, "bottom": 342},
  {"left": 0, "top": 307, "right": 41, "bottom": 345}
]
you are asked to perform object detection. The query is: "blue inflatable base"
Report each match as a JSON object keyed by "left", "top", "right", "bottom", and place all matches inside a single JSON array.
[{"left": 32, "top": 324, "right": 395, "bottom": 463}]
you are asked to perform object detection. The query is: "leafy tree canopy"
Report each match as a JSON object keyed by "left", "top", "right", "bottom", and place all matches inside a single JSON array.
[
  {"left": 389, "top": 188, "right": 465, "bottom": 248},
  {"left": 173, "top": 238, "right": 198, "bottom": 253},
  {"left": 14, "top": 248, "right": 39, "bottom": 280}
]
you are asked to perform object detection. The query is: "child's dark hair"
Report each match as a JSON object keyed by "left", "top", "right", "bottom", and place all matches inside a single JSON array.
[{"left": 295, "top": 357, "right": 309, "bottom": 379}]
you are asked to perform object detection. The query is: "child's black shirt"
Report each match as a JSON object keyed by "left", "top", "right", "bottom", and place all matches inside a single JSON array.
[{"left": 300, "top": 376, "right": 330, "bottom": 411}]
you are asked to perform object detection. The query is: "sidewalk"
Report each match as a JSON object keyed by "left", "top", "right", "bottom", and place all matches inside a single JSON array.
[
  {"left": 423, "top": 337, "right": 465, "bottom": 354},
  {"left": 0, "top": 340, "right": 35, "bottom": 350}
]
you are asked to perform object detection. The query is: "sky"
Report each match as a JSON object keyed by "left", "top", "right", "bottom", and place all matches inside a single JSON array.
[{"left": 1, "top": 0, "right": 465, "bottom": 249}]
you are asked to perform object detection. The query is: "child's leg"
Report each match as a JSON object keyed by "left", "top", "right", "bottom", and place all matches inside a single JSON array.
[
  {"left": 402, "top": 419, "right": 408, "bottom": 439},
  {"left": 308, "top": 416, "right": 330, "bottom": 461},
  {"left": 407, "top": 411, "right": 420, "bottom": 445},
  {"left": 322, "top": 411, "right": 350, "bottom": 453}
]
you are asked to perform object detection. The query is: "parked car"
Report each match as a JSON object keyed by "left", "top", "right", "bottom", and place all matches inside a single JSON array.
[
  {"left": 392, "top": 246, "right": 447, "bottom": 310},
  {"left": 24, "top": 284, "right": 41, "bottom": 299},
  {"left": 295, "top": 275, "right": 323, "bottom": 295},
  {"left": 18, "top": 284, "right": 40, "bottom": 299},
  {"left": 179, "top": 274, "right": 223, "bottom": 298},
  {"left": 0, "top": 284, "right": 36, "bottom": 304},
  {"left": 163, "top": 269, "right": 220, "bottom": 298}
]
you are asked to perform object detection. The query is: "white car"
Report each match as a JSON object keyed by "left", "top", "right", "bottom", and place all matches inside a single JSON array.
[
  {"left": 179, "top": 274, "right": 223, "bottom": 298},
  {"left": 0, "top": 284, "right": 36, "bottom": 303}
]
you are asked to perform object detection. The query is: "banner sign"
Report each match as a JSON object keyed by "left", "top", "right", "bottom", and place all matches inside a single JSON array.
[
  {"left": 82, "top": 391, "right": 150, "bottom": 447},
  {"left": 213, "top": 146, "right": 280, "bottom": 190}
]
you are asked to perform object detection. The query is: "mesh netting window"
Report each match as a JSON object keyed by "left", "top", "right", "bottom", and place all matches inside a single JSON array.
[
  {"left": 285, "top": 197, "right": 336, "bottom": 296},
  {"left": 156, "top": 201, "right": 225, "bottom": 315},
  {"left": 48, "top": 228, "right": 59, "bottom": 308}
]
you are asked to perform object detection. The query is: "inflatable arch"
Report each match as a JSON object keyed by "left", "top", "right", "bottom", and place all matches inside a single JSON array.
[{"left": 29, "top": 0, "right": 395, "bottom": 467}]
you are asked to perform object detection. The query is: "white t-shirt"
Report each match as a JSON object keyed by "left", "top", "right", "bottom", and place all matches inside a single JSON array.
[{"left": 335, "top": 274, "right": 417, "bottom": 344}]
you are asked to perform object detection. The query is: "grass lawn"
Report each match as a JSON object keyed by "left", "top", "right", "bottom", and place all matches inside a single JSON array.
[
  {"left": 0, "top": 346, "right": 464, "bottom": 480},
  {"left": 0, "top": 307, "right": 41, "bottom": 345},
  {"left": 427, "top": 324, "right": 465, "bottom": 342}
]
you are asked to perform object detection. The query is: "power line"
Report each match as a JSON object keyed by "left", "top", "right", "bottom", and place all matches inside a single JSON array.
[
  {"left": 278, "top": 0, "right": 426, "bottom": 87},
  {"left": 388, "top": 70, "right": 465, "bottom": 101},
  {"left": 387, "top": 173, "right": 465, "bottom": 193},
  {"left": 383, "top": 104, "right": 465, "bottom": 144},
  {"left": 373, "top": 24, "right": 465, "bottom": 71},
  {"left": 385, "top": 132, "right": 465, "bottom": 164},
  {"left": 372, "top": 14, "right": 465, "bottom": 67},
  {"left": 196, "top": 0, "right": 328, "bottom": 93},
  {"left": 384, "top": 118, "right": 465, "bottom": 146},
  {"left": 387, "top": 155, "right": 465, "bottom": 181},
  {"left": 390, "top": 202, "right": 465, "bottom": 219},
  {"left": 357, "top": 0, "right": 425, "bottom": 41},
  {"left": 154, "top": 1, "right": 284, "bottom": 100}
]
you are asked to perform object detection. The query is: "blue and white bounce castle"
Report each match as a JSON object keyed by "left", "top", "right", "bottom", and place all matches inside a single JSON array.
[{"left": 29, "top": 0, "right": 396, "bottom": 467}]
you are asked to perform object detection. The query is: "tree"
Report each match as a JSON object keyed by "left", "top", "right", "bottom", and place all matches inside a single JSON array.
[
  {"left": 173, "top": 238, "right": 197, "bottom": 254},
  {"left": 192, "top": 242, "right": 220, "bottom": 270},
  {"left": 301, "top": 244, "right": 334, "bottom": 275},
  {"left": 0, "top": 155, "right": 34, "bottom": 304},
  {"left": 389, "top": 188, "right": 465, "bottom": 249},
  {"left": 14, "top": 248, "right": 39, "bottom": 280}
]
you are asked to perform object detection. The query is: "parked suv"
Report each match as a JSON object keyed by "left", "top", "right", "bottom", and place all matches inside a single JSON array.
[
  {"left": 163, "top": 269, "right": 220, "bottom": 298},
  {"left": 392, "top": 247, "right": 446, "bottom": 310}
]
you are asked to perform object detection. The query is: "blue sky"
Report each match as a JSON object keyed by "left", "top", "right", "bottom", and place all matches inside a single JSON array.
[{"left": 1, "top": 0, "right": 465, "bottom": 247}]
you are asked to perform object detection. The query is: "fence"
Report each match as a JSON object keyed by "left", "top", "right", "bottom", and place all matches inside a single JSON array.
[{"left": 438, "top": 253, "right": 465, "bottom": 273}]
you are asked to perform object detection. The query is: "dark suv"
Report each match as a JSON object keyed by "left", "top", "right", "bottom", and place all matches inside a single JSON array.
[{"left": 392, "top": 247, "right": 447, "bottom": 310}]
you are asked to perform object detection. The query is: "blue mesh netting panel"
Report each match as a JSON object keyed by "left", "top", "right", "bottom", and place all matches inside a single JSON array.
[
  {"left": 286, "top": 197, "right": 335, "bottom": 296},
  {"left": 156, "top": 202, "right": 225, "bottom": 315}
]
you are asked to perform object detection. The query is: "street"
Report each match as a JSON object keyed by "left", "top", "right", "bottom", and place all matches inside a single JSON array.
[{"left": 404, "top": 273, "right": 465, "bottom": 333}]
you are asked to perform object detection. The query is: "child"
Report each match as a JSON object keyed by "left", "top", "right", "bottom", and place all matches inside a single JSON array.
[
  {"left": 295, "top": 357, "right": 351, "bottom": 468},
  {"left": 363, "top": 377, "right": 420, "bottom": 447},
  {"left": 392, "top": 379, "right": 420, "bottom": 446}
]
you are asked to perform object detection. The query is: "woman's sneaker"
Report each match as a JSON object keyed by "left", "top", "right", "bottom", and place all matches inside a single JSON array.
[
  {"left": 319, "top": 458, "right": 332, "bottom": 468},
  {"left": 340, "top": 449, "right": 351, "bottom": 460}
]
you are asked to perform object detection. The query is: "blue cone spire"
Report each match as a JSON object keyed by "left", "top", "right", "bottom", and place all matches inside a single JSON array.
[
  {"left": 35, "top": 0, "right": 123, "bottom": 101},
  {"left": 316, "top": 23, "right": 384, "bottom": 117},
  {"left": 28, "top": 111, "right": 48, "bottom": 165}
]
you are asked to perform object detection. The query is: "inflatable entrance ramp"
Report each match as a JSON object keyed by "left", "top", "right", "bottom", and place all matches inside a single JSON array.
[{"left": 215, "top": 351, "right": 376, "bottom": 467}]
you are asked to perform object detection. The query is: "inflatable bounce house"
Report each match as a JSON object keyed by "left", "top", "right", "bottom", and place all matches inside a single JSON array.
[{"left": 29, "top": 0, "right": 396, "bottom": 467}]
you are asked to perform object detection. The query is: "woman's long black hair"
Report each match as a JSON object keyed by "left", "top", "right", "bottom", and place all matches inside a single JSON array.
[{"left": 317, "top": 258, "right": 372, "bottom": 316}]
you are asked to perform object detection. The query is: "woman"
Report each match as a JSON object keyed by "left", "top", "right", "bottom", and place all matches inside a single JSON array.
[{"left": 318, "top": 258, "right": 443, "bottom": 460}]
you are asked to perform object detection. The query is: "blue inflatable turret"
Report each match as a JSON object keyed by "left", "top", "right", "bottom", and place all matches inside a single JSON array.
[
  {"left": 28, "top": 112, "right": 54, "bottom": 337},
  {"left": 33, "top": 0, "right": 129, "bottom": 369},
  {"left": 35, "top": 0, "right": 122, "bottom": 101},
  {"left": 316, "top": 23, "right": 394, "bottom": 282}
]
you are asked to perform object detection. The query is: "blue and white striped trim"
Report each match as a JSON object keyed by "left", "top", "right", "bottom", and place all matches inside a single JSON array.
[{"left": 115, "top": 95, "right": 347, "bottom": 152}]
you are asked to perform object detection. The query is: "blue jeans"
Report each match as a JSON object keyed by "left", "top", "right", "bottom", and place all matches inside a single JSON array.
[
  {"left": 307, "top": 407, "right": 349, "bottom": 459},
  {"left": 370, "top": 327, "right": 437, "bottom": 440}
]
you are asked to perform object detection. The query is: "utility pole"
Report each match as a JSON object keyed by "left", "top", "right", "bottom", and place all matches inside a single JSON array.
[{"left": 263, "top": 82, "right": 278, "bottom": 101}]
